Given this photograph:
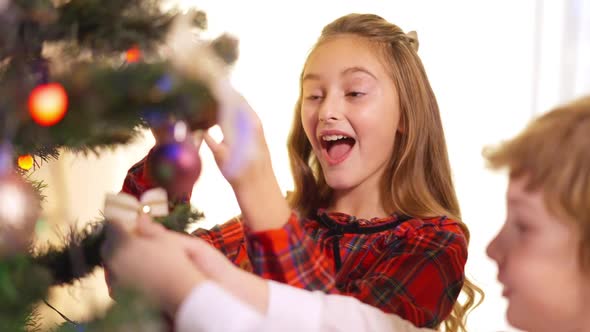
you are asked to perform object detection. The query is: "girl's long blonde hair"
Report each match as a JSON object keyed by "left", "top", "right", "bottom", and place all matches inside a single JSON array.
[{"left": 287, "top": 13, "right": 483, "bottom": 331}]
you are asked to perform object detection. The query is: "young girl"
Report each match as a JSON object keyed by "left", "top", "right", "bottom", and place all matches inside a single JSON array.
[
  {"left": 107, "top": 95, "right": 590, "bottom": 332},
  {"left": 116, "top": 13, "right": 480, "bottom": 330}
]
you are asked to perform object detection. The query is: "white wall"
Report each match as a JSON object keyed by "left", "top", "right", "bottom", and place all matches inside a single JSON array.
[
  {"left": 35, "top": 0, "right": 589, "bottom": 330},
  {"left": 533, "top": 0, "right": 590, "bottom": 114}
]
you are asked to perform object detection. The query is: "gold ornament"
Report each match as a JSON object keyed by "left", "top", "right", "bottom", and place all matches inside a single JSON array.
[{"left": 104, "top": 188, "right": 169, "bottom": 233}]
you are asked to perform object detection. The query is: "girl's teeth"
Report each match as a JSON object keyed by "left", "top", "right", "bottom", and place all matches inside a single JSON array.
[{"left": 322, "top": 135, "right": 347, "bottom": 141}]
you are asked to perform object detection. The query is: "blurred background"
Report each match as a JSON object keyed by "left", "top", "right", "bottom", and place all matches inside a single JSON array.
[{"left": 33, "top": 0, "right": 589, "bottom": 330}]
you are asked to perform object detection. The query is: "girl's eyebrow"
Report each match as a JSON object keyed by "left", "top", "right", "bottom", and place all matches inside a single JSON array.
[
  {"left": 302, "top": 66, "right": 377, "bottom": 82},
  {"left": 341, "top": 66, "right": 377, "bottom": 80}
]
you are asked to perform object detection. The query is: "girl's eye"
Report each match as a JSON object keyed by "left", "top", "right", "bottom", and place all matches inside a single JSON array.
[
  {"left": 346, "top": 91, "right": 365, "bottom": 97},
  {"left": 306, "top": 95, "right": 322, "bottom": 101}
]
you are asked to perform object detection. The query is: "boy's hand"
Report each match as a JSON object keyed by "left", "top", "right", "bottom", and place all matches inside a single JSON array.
[
  {"left": 102, "top": 214, "right": 206, "bottom": 315},
  {"left": 135, "top": 215, "right": 270, "bottom": 315}
]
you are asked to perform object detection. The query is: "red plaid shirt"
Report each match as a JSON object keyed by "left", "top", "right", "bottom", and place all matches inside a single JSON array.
[{"left": 120, "top": 154, "right": 467, "bottom": 328}]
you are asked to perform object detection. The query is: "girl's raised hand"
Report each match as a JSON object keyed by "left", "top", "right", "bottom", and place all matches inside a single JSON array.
[{"left": 202, "top": 94, "right": 291, "bottom": 232}]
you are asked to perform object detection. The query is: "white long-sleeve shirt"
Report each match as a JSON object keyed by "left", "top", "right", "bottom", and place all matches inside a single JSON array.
[{"left": 175, "top": 281, "right": 434, "bottom": 332}]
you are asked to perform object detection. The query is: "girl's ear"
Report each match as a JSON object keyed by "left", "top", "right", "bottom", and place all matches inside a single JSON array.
[{"left": 396, "top": 116, "right": 405, "bottom": 134}]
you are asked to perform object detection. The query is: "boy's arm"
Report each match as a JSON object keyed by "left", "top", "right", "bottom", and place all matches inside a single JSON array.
[
  {"left": 175, "top": 278, "right": 435, "bottom": 332},
  {"left": 246, "top": 217, "right": 467, "bottom": 328}
]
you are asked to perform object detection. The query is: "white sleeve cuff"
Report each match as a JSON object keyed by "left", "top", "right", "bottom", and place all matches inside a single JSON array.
[
  {"left": 265, "top": 280, "right": 323, "bottom": 332},
  {"left": 175, "top": 281, "right": 264, "bottom": 332},
  {"left": 268, "top": 281, "right": 430, "bottom": 332}
]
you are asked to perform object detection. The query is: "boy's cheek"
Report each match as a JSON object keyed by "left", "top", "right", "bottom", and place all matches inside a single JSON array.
[{"left": 506, "top": 257, "right": 587, "bottom": 324}]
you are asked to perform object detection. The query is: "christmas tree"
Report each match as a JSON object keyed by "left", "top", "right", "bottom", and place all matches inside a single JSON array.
[{"left": 0, "top": 1, "right": 240, "bottom": 330}]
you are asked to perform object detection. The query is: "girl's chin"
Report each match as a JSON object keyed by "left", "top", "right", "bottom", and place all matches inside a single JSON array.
[{"left": 324, "top": 178, "right": 354, "bottom": 191}]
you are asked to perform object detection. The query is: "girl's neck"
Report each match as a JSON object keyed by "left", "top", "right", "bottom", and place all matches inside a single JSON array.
[{"left": 328, "top": 183, "right": 388, "bottom": 220}]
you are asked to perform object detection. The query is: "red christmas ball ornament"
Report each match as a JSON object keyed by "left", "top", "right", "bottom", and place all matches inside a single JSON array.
[
  {"left": 125, "top": 46, "right": 141, "bottom": 63},
  {"left": 28, "top": 83, "right": 68, "bottom": 126},
  {"left": 146, "top": 121, "right": 202, "bottom": 202}
]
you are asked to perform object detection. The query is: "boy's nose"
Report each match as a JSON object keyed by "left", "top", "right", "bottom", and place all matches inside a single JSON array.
[{"left": 486, "top": 230, "right": 503, "bottom": 263}]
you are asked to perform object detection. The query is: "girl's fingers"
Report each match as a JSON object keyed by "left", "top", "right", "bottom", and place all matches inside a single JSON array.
[
  {"left": 193, "top": 130, "right": 205, "bottom": 151},
  {"left": 203, "top": 131, "right": 229, "bottom": 165}
]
